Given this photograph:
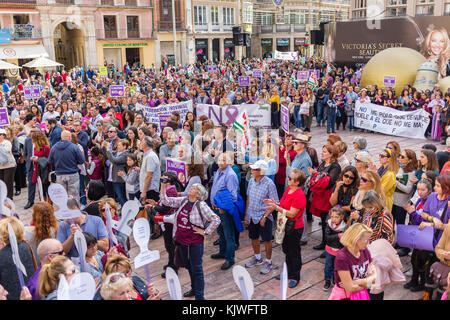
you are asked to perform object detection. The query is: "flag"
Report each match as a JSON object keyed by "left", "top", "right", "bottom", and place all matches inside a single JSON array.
[
  {"left": 327, "top": 64, "right": 333, "bottom": 74},
  {"left": 233, "top": 111, "right": 249, "bottom": 153},
  {"left": 290, "top": 74, "right": 298, "bottom": 88},
  {"left": 307, "top": 71, "right": 318, "bottom": 92}
]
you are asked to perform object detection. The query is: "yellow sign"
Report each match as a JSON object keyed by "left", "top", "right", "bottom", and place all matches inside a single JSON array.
[{"left": 99, "top": 67, "right": 108, "bottom": 78}]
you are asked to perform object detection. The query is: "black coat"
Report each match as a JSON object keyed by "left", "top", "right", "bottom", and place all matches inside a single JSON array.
[{"left": 324, "top": 223, "right": 345, "bottom": 250}]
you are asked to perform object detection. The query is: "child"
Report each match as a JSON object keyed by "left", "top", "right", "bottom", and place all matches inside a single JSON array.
[
  {"left": 117, "top": 153, "right": 140, "bottom": 200},
  {"left": 87, "top": 147, "right": 104, "bottom": 182},
  {"left": 323, "top": 206, "right": 347, "bottom": 291},
  {"left": 431, "top": 104, "right": 443, "bottom": 142},
  {"left": 345, "top": 96, "right": 355, "bottom": 131}
]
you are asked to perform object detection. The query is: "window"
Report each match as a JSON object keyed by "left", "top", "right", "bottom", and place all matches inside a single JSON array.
[
  {"left": 388, "top": 0, "right": 407, "bottom": 5},
  {"left": 127, "top": 16, "right": 139, "bottom": 38},
  {"left": 104, "top": 15, "right": 117, "bottom": 38},
  {"left": 445, "top": 3, "right": 450, "bottom": 15},
  {"left": 13, "top": 15, "right": 29, "bottom": 25},
  {"left": 194, "top": 6, "right": 207, "bottom": 25},
  {"left": 223, "top": 7, "right": 234, "bottom": 26},
  {"left": 260, "top": 13, "right": 273, "bottom": 26},
  {"left": 211, "top": 6, "right": 219, "bottom": 25},
  {"left": 416, "top": 5, "right": 434, "bottom": 15}
]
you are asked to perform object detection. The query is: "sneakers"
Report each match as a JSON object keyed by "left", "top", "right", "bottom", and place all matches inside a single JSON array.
[
  {"left": 245, "top": 256, "right": 264, "bottom": 268},
  {"left": 323, "top": 280, "right": 331, "bottom": 291},
  {"left": 404, "top": 269, "right": 413, "bottom": 277},
  {"left": 260, "top": 261, "right": 274, "bottom": 274}
]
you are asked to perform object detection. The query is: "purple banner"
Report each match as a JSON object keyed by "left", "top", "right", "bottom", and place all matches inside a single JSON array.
[
  {"left": 297, "top": 71, "right": 309, "bottom": 82},
  {"left": 397, "top": 224, "right": 434, "bottom": 251},
  {"left": 23, "top": 85, "right": 40, "bottom": 100},
  {"left": 0, "top": 108, "right": 9, "bottom": 127},
  {"left": 281, "top": 105, "right": 289, "bottom": 134},
  {"left": 166, "top": 158, "right": 187, "bottom": 184},
  {"left": 308, "top": 70, "right": 320, "bottom": 79},
  {"left": 252, "top": 69, "right": 262, "bottom": 78},
  {"left": 109, "top": 85, "right": 125, "bottom": 97},
  {"left": 383, "top": 76, "right": 396, "bottom": 88},
  {"left": 238, "top": 76, "right": 250, "bottom": 86},
  {"left": 208, "top": 65, "right": 217, "bottom": 73}
]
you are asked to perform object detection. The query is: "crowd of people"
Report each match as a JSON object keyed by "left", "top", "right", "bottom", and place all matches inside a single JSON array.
[{"left": 0, "top": 57, "right": 449, "bottom": 301}]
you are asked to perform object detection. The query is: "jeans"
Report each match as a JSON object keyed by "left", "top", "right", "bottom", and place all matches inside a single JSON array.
[
  {"left": 163, "top": 224, "right": 177, "bottom": 271},
  {"left": 282, "top": 227, "right": 303, "bottom": 281},
  {"left": 79, "top": 174, "right": 86, "bottom": 206},
  {"left": 128, "top": 191, "right": 140, "bottom": 201},
  {"left": 56, "top": 173, "right": 80, "bottom": 202},
  {"left": 105, "top": 181, "right": 115, "bottom": 198},
  {"left": 327, "top": 113, "right": 336, "bottom": 133},
  {"left": 293, "top": 106, "right": 302, "bottom": 129},
  {"left": 317, "top": 102, "right": 326, "bottom": 125},
  {"left": 348, "top": 116, "right": 354, "bottom": 130},
  {"left": 392, "top": 204, "right": 407, "bottom": 225},
  {"left": 27, "top": 172, "right": 35, "bottom": 204},
  {"left": 324, "top": 252, "right": 336, "bottom": 281},
  {"left": 178, "top": 243, "right": 205, "bottom": 300},
  {"left": 217, "top": 209, "right": 236, "bottom": 263},
  {"left": 113, "top": 182, "right": 127, "bottom": 206}
]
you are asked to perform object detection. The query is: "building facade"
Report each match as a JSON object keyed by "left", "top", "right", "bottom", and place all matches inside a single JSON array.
[
  {"left": 251, "top": 0, "right": 350, "bottom": 58},
  {"left": 351, "top": 0, "right": 450, "bottom": 20}
]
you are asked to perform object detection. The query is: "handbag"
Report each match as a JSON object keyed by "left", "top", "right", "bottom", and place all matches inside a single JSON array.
[
  {"left": 274, "top": 211, "right": 287, "bottom": 245},
  {"left": 299, "top": 102, "right": 310, "bottom": 115},
  {"left": 429, "top": 261, "right": 450, "bottom": 287}
]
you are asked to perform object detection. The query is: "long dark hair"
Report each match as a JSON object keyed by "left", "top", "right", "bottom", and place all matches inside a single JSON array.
[
  {"left": 122, "top": 110, "right": 134, "bottom": 129},
  {"left": 338, "top": 165, "right": 360, "bottom": 194}
]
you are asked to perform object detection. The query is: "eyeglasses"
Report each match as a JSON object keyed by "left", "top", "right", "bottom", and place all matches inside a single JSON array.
[
  {"left": 355, "top": 158, "right": 363, "bottom": 163},
  {"left": 43, "top": 250, "right": 64, "bottom": 257},
  {"left": 343, "top": 174, "right": 354, "bottom": 180},
  {"left": 108, "top": 130, "right": 116, "bottom": 133},
  {"left": 110, "top": 272, "right": 128, "bottom": 283},
  {"left": 360, "top": 177, "right": 369, "bottom": 183},
  {"left": 386, "top": 146, "right": 393, "bottom": 150},
  {"left": 67, "top": 119, "right": 73, "bottom": 122}
]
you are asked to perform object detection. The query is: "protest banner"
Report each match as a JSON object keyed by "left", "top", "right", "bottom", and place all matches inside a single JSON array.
[
  {"left": 296, "top": 71, "right": 308, "bottom": 82},
  {"left": 383, "top": 76, "right": 396, "bottom": 87},
  {"left": 99, "top": 67, "right": 108, "bottom": 78},
  {"left": 307, "top": 69, "right": 320, "bottom": 79},
  {"left": 24, "top": 85, "right": 40, "bottom": 99},
  {"left": 274, "top": 50, "right": 298, "bottom": 61},
  {"left": 196, "top": 103, "right": 271, "bottom": 128},
  {"left": 238, "top": 76, "right": 250, "bottom": 86},
  {"left": 354, "top": 101, "right": 430, "bottom": 139},
  {"left": 397, "top": 225, "right": 434, "bottom": 251},
  {"left": 109, "top": 85, "right": 124, "bottom": 97},
  {"left": 0, "top": 107, "right": 9, "bottom": 126},
  {"left": 141, "top": 100, "right": 193, "bottom": 132},
  {"left": 281, "top": 105, "right": 289, "bottom": 134},
  {"left": 166, "top": 158, "right": 187, "bottom": 184},
  {"left": 252, "top": 69, "right": 262, "bottom": 78},
  {"left": 208, "top": 65, "right": 217, "bottom": 73}
]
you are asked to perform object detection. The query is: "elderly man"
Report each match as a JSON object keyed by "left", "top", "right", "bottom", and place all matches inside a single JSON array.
[
  {"left": 139, "top": 136, "right": 161, "bottom": 202},
  {"left": 244, "top": 160, "right": 279, "bottom": 274},
  {"left": 26, "top": 239, "right": 63, "bottom": 300},
  {"left": 48, "top": 130, "right": 85, "bottom": 201},
  {"left": 160, "top": 131, "right": 177, "bottom": 172}
]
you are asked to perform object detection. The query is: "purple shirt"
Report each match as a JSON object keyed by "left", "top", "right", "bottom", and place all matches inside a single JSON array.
[
  {"left": 409, "top": 197, "right": 427, "bottom": 226},
  {"left": 27, "top": 265, "right": 42, "bottom": 300},
  {"left": 423, "top": 192, "right": 450, "bottom": 246},
  {"left": 175, "top": 203, "right": 204, "bottom": 246}
]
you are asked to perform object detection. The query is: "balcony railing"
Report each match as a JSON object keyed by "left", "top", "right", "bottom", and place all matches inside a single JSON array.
[
  {"left": 125, "top": 0, "right": 136, "bottom": 6},
  {"left": 10, "top": 24, "right": 42, "bottom": 40},
  {"left": 127, "top": 29, "right": 139, "bottom": 38},
  {"left": 261, "top": 25, "right": 273, "bottom": 33},
  {"left": 96, "top": 28, "right": 147, "bottom": 39},
  {"left": 0, "top": 0, "right": 36, "bottom": 3},
  {"left": 54, "top": 0, "right": 75, "bottom": 4},
  {"left": 101, "top": 0, "right": 114, "bottom": 5},
  {"left": 158, "top": 20, "right": 185, "bottom": 31},
  {"left": 276, "top": 24, "right": 291, "bottom": 33},
  {"left": 194, "top": 24, "right": 208, "bottom": 32}
]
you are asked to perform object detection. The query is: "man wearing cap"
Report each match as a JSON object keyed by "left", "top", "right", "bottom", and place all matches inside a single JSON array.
[{"left": 244, "top": 160, "right": 279, "bottom": 274}]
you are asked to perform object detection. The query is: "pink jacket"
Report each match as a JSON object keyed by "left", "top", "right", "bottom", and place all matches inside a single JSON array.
[{"left": 368, "top": 239, "right": 405, "bottom": 294}]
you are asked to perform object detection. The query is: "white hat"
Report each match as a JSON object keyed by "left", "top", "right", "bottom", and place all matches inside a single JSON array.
[
  {"left": 250, "top": 160, "right": 268, "bottom": 172},
  {"left": 0, "top": 129, "right": 6, "bottom": 136}
]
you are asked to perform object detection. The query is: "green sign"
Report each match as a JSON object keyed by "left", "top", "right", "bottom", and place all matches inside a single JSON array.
[
  {"left": 103, "top": 43, "right": 148, "bottom": 47},
  {"left": 129, "top": 86, "right": 137, "bottom": 96},
  {"left": 99, "top": 67, "right": 108, "bottom": 78},
  {"left": 167, "top": 54, "right": 175, "bottom": 65},
  {"left": 261, "top": 38, "right": 272, "bottom": 46}
]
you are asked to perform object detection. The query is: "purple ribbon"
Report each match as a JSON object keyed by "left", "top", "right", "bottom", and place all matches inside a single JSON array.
[{"left": 224, "top": 105, "right": 240, "bottom": 126}]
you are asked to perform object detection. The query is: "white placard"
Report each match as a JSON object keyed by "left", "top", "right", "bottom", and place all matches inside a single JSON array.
[
  {"left": 0, "top": 180, "right": 7, "bottom": 215},
  {"left": 280, "top": 262, "right": 288, "bottom": 300},
  {"left": 165, "top": 267, "right": 182, "bottom": 300},
  {"left": 112, "top": 200, "right": 139, "bottom": 237},
  {"left": 37, "top": 176, "right": 44, "bottom": 201},
  {"left": 74, "top": 230, "right": 88, "bottom": 272},
  {"left": 67, "top": 272, "right": 96, "bottom": 300},
  {"left": 132, "top": 218, "right": 160, "bottom": 269},
  {"left": 54, "top": 208, "right": 82, "bottom": 220},
  {"left": 48, "top": 183, "right": 68, "bottom": 209},
  {"left": 57, "top": 274, "right": 71, "bottom": 300},
  {"left": 354, "top": 101, "right": 430, "bottom": 139},
  {"left": 232, "top": 265, "right": 254, "bottom": 300},
  {"left": 196, "top": 103, "right": 271, "bottom": 127},
  {"left": 8, "top": 223, "right": 27, "bottom": 277},
  {"left": 104, "top": 202, "right": 118, "bottom": 245},
  {"left": 134, "top": 250, "right": 160, "bottom": 269}
]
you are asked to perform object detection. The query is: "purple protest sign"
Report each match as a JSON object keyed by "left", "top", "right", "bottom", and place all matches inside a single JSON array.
[
  {"left": 397, "top": 224, "right": 434, "bottom": 251},
  {"left": 238, "top": 76, "right": 250, "bottom": 86},
  {"left": 308, "top": 70, "right": 320, "bottom": 79},
  {"left": 383, "top": 76, "right": 396, "bottom": 88},
  {"left": 23, "top": 85, "right": 41, "bottom": 100},
  {"left": 166, "top": 158, "right": 187, "bottom": 184},
  {"left": 208, "top": 65, "right": 217, "bottom": 73},
  {"left": 0, "top": 108, "right": 9, "bottom": 127},
  {"left": 281, "top": 105, "right": 289, "bottom": 134},
  {"left": 297, "top": 71, "right": 308, "bottom": 82},
  {"left": 109, "top": 85, "right": 125, "bottom": 97},
  {"left": 252, "top": 69, "right": 262, "bottom": 78}
]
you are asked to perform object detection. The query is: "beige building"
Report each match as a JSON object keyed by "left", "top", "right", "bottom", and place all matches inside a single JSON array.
[
  {"left": 251, "top": 0, "right": 350, "bottom": 59},
  {"left": 351, "top": 0, "right": 450, "bottom": 19}
]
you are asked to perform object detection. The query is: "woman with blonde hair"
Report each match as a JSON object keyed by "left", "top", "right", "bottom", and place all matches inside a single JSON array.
[
  {"left": 421, "top": 26, "right": 450, "bottom": 79},
  {"left": 377, "top": 148, "right": 399, "bottom": 212},
  {"left": 24, "top": 201, "right": 59, "bottom": 266},
  {"left": 38, "top": 255, "right": 78, "bottom": 300},
  {"left": 329, "top": 223, "right": 376, "bottom": 300}
]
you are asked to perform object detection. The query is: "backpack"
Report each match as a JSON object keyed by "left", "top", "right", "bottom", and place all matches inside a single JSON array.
[{"left": 0, "top": 144, "right": 8, "bottom": 166}]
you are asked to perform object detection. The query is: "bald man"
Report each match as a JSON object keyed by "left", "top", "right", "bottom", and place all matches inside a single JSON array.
[
  {"left": 26, "top": 239, "right": 63, "bottom": 300},
  {"left": 48, "top": 130, "right": 84, "bottom": 201}
]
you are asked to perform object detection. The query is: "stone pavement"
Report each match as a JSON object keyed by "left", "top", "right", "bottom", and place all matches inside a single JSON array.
[{"left": 13, "top": 124, "right": 445, "bottom": 300}]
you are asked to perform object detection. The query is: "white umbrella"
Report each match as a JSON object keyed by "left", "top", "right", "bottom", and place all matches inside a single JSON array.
[
  {"left": 22, "top": 56, "right": 63, "bottom": 68},
  {"left": 0, "top": 59, "right": 21, "bottom": 70}
]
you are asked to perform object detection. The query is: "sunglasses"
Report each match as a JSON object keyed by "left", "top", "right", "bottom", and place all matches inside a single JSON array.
[
  {"left": 96, "top": 124, "right": 102, "bottom": 127},
  {"left": 379, "top": 153, "right": 388, "bottom": 158},
  {"left": 360, "top": 177, "right": 369, "bottom": 183},
  {"left": 43, "top": 250, "right": 64, "bottom": 257},
  {"left": 110, "top": 272, "right": 128, "bottom": 283},
  {"left": 386, "top": 146, "right": 393, "bottom": 150},
  {"left": 67, "top": 119, "right": 73, "bottom": 122},
  {"left": 108, "top": 131, "right": 116, "bottom": 133},
  {"left": 343, "top": 174, "right": 354, "bottom": 180}
]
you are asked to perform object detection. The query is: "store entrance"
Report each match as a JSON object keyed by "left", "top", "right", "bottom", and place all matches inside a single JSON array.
[{"left": 126, "top": 48, "right": 140, "bottom": 68}]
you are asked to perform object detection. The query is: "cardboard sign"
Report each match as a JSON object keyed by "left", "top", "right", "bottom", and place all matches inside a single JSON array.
[
  {"left": 48, "top": 183, "right": 82, "bottom": 220},
  {"left": 112, "top": 200, "right": 139, "bottom": 237},
  {"left": 383, "top": 76, "right": 396, "bottom": 88},
  {"left": 232, "top": 265, "right": 254, "bottom": 300},
  {"left": 207, "top": 65, "right": 217, "bottom": 73},
  {"left": 109, "top": 85, "right": 124, "bottom": 97},
  {"left": 67, "top": 273, "right": 96, "bottom": 300},
  {"left": 166, "top": 158, "right": 187, "bottom": 184},
  {"left": 238, "top": 76, "right": 250, "bottom": 86},
  {"left": 280, "top": 262, "right": 288, "bottom": 300},
  {"left": 397, "top": 224, "right": 434, "bottom": 251},
  {"left": 57, "top": 275, "right": 70, "bottom": 300},
  {"left": 8, "top": 223, "right": 26, "bottom": 288},
  {"left": 23, "top": 85, "right": 40, "bottom": 99},
  {"left": 281, "top": 105, "right": 289, "bottom": 134},
  {"left": 132, "top": 218, "right": 160, "bottom": 283},
  {"left": 166, "top": 267, "right": 182, "bottom": 300},
  {"left": 296, "top": 71, "right": 309, "bottom": 82},
  {"left": 74, "top": 230, "right": 88, "bottom": 272},
  {"left": 37, "top": 176, "right": 44, "bottom": 201},
  {"left": 104, "top": 202, "right": 118, "bottom": 247},
  {"left": 129, "top": 86, "right": 137, "bottom": 96},
  {"left": 252, "top": 69, "right": 262, "bottom": 78},
  {"left": 99, "top": 67, "right": 108, "bottom": 78},
  {"left": 0, "top": 180, "right": 8, "bottom": 216},
  {"left": 0, "top": 107, "right": 9, "bottom": 127}
]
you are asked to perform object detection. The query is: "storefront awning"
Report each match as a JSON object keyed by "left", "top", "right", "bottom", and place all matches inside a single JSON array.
[{"left": 0, "top": 44, "right": 49, "bottom": 60}]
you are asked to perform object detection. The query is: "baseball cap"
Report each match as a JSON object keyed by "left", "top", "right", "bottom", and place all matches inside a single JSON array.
[
  {"left": 250, "top": 160, "right": 268, "bottom": 171},
  {"left": 0, "top": 129, "right": 6, "bottom": 136}
]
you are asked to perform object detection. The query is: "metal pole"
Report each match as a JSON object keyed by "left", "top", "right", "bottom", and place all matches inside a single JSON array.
[{"left": 172, "top": 0, "right": 177, "bottom": 66}]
